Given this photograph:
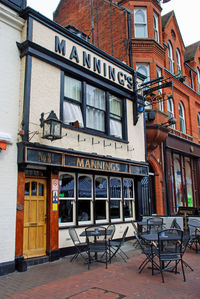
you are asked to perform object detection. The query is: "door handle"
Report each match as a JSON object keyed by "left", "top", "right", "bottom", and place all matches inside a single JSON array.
[{"left": 29, "top": 222, "right": 37, "bottom": 226}]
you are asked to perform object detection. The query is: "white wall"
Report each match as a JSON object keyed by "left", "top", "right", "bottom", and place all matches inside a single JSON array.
[{"left": 0, "top": 4, "right": 24, "bottom": 264}]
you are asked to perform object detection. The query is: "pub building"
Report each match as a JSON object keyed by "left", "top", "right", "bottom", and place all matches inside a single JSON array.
[{"left": 15, "top": 7, "right": 148, "bottom": 268}]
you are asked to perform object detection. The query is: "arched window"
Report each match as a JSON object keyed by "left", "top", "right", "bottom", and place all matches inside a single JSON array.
[
  {"left": 168, "top": 41, "right": 174, "bottom": 73},
  {"left": 176, "top": 49, "right": 181, "bottom": 75},
  {"left": 198, "top": 113, "right": 200, "bottom": 139},
  {"left": 197, "top": 67, "right": 200, "bottom": 93},
  {"left": 134, "top": 8, "right": 147, "bottom": 38},
  {"left": 136, "top": 63, "right": 151, "bottom": 108},
  {"left": 153, "top": 13, "right": 159, "bottom": 42},
  {"left": 167, "top": 97, "right": 175, "bottom": 128},
  {"left": 156, "top": 67, "right": 163, "bottom": 111},
  {"left": 178, "top": 101, "right": 186, "bottom": 133}
]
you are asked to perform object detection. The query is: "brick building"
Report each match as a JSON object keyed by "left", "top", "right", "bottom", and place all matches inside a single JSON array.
[{"left": 54, "top": 0, "right": 200, "bottom": 216}]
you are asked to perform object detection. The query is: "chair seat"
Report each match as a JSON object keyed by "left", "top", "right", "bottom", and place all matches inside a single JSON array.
[
  {"left": 160, "top": 254, "right": 181, "bottom": 261},
  {"left": 109, "top": 240, "right": 120, "bottom": 246}
]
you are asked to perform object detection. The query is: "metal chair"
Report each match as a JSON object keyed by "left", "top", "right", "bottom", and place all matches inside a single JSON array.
[
  {"left": 188, "top": 219, "right": 200, "bottom": 253},
  {"left": 156, "top": 228, "right": 186, "bottom": 283},
  {"left": 170, "top": 218, "right": 181, "bottom": 230},
  {"left": 135, "top": 234, "right": 159, "bottom": 275},
  {"left": 85, "top": 226, "right": 108, "bottom": 270},
  {"left": 68, "top": 227, "right": 88, "bottom": 262},
  {"left": 109, "top": 226, "right": 129, "bottom": 263},
  {"left": 147, "top": 217, "right": 164, "bottom": 234}
]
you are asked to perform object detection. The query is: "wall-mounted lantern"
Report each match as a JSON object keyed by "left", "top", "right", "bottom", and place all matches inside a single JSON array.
[{"left": 40, "top": 110, "right": 62, "bottom": 141}]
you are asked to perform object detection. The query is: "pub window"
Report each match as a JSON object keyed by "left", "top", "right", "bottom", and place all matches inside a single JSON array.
[
  {"left": 62, "top": 75, "right": 126, "bottom": 140},
  {"left": 110, "top": 178, "right": 122, "bottom": 221},
  {"left": 109, "top": 95, "right": 122, "bottom": 138},
  {"left": 95, "top": 176, "right": 108, "bottom": 222},
  {"left": 185, "top": 158, "right": 193, "bottom": 207},
  {"left": 174, "top": 157, "right": 182, "bottom": 211},
  {"left": 78, "top": 175, "right": 93, "bottom": 224},
  {"left": 86, "top": 84, "right": 106, "bottom": 132},
  {"left": 63, "top": 76, "right": 84, "bottom": 127},
  {"left": 59, "top": 173, "right": 76, "bottom": 225},
  {"left": 123, "top": 178, "right": 135, "bottom": 219}
]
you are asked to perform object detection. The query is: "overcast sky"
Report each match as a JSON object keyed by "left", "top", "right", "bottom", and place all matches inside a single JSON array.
[{"left": 27, "top": 0, "right": 199, "bottom": 46}]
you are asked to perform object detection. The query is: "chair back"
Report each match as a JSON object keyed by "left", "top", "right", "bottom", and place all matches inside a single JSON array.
[
  {"left": 69, "top": 227, "right": 80, "bottom": 245},
  {"left": 107, "top": 224, "right": 115, "bottom": 241},
  {"left": 121, "top": 226, "right": 129, "bottom": 245},
  {"left": 135, "top": 234, "right": 151, "bottom": 254},
  {"left": 157, "top": 228, "right": 183, "bottom": 258},
  {"left": 170, "top": 218, "right": 181, "bottom": 230},
  {"left": 131, "top": 222, "right": 138, "bottom": 235},
  {"left": 147, "top": 217, "right": 163, "bottom": 233},
  {"left": 188, "top": 219, "right": 200, "bottom": 237}
]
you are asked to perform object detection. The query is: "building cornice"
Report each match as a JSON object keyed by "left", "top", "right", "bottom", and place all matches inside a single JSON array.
[{"left": 0, "top": 3, "right": 24, "bottom": 31}]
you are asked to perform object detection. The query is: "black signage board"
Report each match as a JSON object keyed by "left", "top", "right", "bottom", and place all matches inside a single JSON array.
[
  {"left": 65, "top": 155, "right": 129, "bottom": 173},
  {"left": 143, "top": 81, "right": 172, "bottom": 96},
  {"left": 27, "top": 148, "right": 62, "bottom": 165},
  {"left": 131, "top": 165, "right": 148, "bottom": 176}
]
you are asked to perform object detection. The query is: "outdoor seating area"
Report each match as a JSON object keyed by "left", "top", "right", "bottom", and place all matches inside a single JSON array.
[{"left": 134, "top": 216, "right": 200, "bottom": 283}]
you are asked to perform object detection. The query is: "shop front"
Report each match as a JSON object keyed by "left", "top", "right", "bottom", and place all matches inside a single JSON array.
[{"left": 15, "top": 8, "right": 147, "bottom": 268}]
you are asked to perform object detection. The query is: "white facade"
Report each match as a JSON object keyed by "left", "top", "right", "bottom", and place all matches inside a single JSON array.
[{"left": 0, "top": 3, "right": 24, "bottom": 265}]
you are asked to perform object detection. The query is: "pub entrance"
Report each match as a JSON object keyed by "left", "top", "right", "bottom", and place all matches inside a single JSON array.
[{"left": 23, "top": 178, "right": 47, "bottom": 258}]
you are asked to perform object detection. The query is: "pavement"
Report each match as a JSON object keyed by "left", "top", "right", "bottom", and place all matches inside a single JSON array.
[{"left": 0, "top": 240, "right": 200, "bottom": 299}]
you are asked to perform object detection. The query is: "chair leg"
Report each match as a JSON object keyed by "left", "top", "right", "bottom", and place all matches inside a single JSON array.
[
  {"left": 182, "top": 260, "right": 194, "bottom": 271},
  {"left": 160, "top": 261, "right": 164, "bottom": 283},
  {"left": 181, "top": 259, "right": 186, "bottom": 282}
]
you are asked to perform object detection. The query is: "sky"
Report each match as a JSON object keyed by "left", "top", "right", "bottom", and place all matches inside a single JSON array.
[{"left": 27, "top": 0, "right": 199, "bottom": 46}]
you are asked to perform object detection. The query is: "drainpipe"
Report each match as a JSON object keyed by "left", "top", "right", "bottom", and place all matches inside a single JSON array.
[{"left": 127, "top": 10, "right": 133, "bottom": 68}]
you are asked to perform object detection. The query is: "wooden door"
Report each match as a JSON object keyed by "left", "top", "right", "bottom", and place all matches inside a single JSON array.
[{"left": 23, "top": 179, "right": 47, "bottom": 258}]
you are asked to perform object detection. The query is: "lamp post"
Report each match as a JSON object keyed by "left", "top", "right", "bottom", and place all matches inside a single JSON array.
[{"left": 40, "top": 111, "right": 62, "bottom": 141}]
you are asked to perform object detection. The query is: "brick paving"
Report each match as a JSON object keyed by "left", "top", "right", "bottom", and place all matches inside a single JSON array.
[{"left": 0, "top": 243, "right": 200, "bottom": 299}]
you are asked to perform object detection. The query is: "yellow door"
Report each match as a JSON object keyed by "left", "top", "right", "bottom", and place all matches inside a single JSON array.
[{"left": 23, "top": 179, "right": 47, "bottom": 258}]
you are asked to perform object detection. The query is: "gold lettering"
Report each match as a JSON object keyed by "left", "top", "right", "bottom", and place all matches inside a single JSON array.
[
  {"left": 85, "top": 159, "right": 90, "bottom": 168},
  {"left": 77, "top": 158, "right": 85, "bottom": 168},
  {"left": 90, "top": 160, "right": 97, "bottom": 169}
]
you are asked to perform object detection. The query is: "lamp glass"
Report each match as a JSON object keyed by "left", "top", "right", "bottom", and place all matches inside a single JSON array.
[{"left": 43, "top": 122, "right": 51, "bottom": 137}]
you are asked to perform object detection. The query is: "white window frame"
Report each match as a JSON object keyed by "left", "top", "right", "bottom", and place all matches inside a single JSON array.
[
  {"left": 168, "top": 41, "right": 174, "bottom": 73},
  {"left": 123, "top": 178, "right": 135, "bottom": 221},
  {"left": 197, "top": 68, "right": 200, "bottom": 93},
  {"left": 167, "top": 97, "right": 175, "bottom": 129},
  {"left": 59, "top": 172, "right": 76, "bottom": 227},
  {"left": 178, "top": 101, "right": 186, "bottom": 133},
  {"left": 110, "top": 177, "right": 123, "bottom": 223},
  {"left": 156, "top": 66, "right": 163, "bottom": 111},
  {"left": 136, "top": 63, "right": 151, "bottom": 108},
  {"left": 176, "top": 49, "right": 181, "bottom": 75},
  {"left": 198, "top": 113, "right": 200, "bottom": 139},
  {"left": 78, "top": 174, "right": 93, "bottom": 225},
  {"left": 134, "top": 7, "right": 148, "bottom": 38},
  {"left": 95, "top": 176, "right": 109, "bottom": 224},
  {"left": 153, "top": 12, "right": 159, "bottom": 42}
]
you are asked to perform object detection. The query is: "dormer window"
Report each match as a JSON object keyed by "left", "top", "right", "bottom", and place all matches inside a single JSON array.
[{"left": 134, "top": 7, "right": 148, "bottom": 38}]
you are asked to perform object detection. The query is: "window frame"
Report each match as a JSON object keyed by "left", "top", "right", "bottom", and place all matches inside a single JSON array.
[
  {"left": 95, "top": 175, "right": 109, "bottom": 224},
  {"left": 134, "top": 7, "right": 148, "bottom": 38},
  {"left": 62, "top": 74, "right": 127, "bottom": 141},
  {"left": 167, "top": 97, "right": 175, "bottom": 129},
  {"left": 178, "top": 101, "right": 186, "bottom": 133},
  {"left": 77, "top": 174, "right": 93, "bottom": 225},
  {"left": 156, "top": 66, "right": 163, "bottom": 111},
  {"left": 110, "top": 177, "right": 123, "bottom": 222},
  {"left": 168, "top": 41, "right": 174, "bottom": 73},
  {"left": 153, "top": 12, "right": 159, "bottom": 43},
  {"left": 123, "top": 178, "right": 135, "bottom": 221},
  {"left": 197, "top": 67, "right": 200, "bottom": 93},
  {"left": 176, "top": 48, "right": 181, "bottom": 75},
  {"left": 136, "top": 63, "right": 151, "bottom": 108}
]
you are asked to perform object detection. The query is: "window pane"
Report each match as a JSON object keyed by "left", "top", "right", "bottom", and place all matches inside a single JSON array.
[
  {"left": 64, "top": 76, "right": 81, "bottom": 101},
  {"left": 185, "top": 161, "right": 193, "bottom": 207},
  {"left": 109, "top": 96, "right": 121, "bottom": 117},
  {"left": 78, "top": 200, "right": 91, "bottom": 221},
  {"left": 25, "top": 183, "right": 30, "bottom": 195},
  {"left": 86, "top": 85, "right": 105, "bottom": 132},
  {"left": 78, "top": 176, "right": 92, "bottom": 198},
  {"left": 59, "top": 175, "right": 75, "bottom": 198},
  {"left": 174, "top": 158, "right": 182, "bottom": 209},
  {"left": 96, "top": 200, "right": 106, "bottom": 220},
  {"left": 110, "top": 119, "right": 122, "bottom": 138},
  {"left": 59, "top": 200, "right": 73, "bottom": 223},
  {"left": 38, "top": 184, "right": 44, "bottom": 196},
  {"left": 63, "top": 101, "right": 84, "bottom": 127},
  {"left": 123, "top": 179, "right": 133, "bottom": 198},
  {"left": 110, "top": 178, "right": 121, "bottom": 198},
  {"left": 124, "top": 200, "right": 133, "bottom": 218},
  {"left": 95, "top": 177, "right": 107, "bottom": 198},
  {"left": 110, "top": 200, "right": 120, "bottom": 219},
  {"left": 31, "top": 182, "right": 37, "bottom": 196}
]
